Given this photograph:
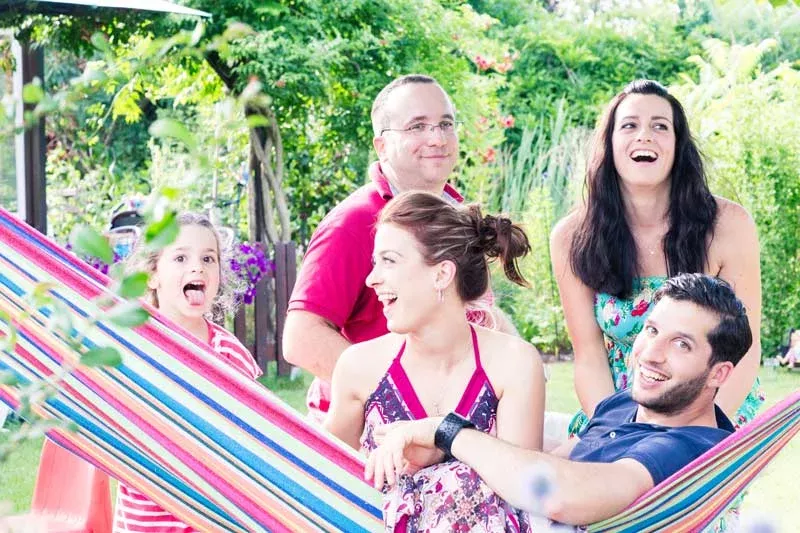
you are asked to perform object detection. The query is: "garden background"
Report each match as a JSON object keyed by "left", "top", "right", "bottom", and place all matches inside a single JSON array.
[{"left": 0, "top": 0, "right": 798, "bottom": 530}]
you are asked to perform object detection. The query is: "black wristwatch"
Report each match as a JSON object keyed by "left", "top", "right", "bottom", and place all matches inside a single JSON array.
[{"left": 434, "top": 412, "right": 475, "bottom": 460}]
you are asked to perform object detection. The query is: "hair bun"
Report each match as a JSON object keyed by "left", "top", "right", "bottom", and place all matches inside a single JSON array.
[{"left": 478, "top": 214, "right": 511, "bottom": 258}]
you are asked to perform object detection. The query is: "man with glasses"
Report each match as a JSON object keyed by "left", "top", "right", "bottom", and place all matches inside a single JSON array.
[{"left": 284, "top": 74, "right": 512, "bottom": 422}]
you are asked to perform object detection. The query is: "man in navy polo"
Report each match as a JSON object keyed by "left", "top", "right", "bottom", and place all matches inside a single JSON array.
[{"left": 365, "top": 273, "right": 751, "bottom": 526}]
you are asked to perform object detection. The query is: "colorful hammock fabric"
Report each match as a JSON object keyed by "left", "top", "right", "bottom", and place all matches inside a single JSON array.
[
  {"left": 587, "top": 390, "right": 800, "bottom": 532},
  {"left": 0, "top": 207, "right": 384, "bottom": 532},
  {"left": 1, "top": 206, "right": 797, "bottom": 532}
]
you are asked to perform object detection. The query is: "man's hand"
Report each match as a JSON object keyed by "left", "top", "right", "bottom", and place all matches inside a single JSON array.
[{"left": 364, "top": 418, "right": 443, "bottom": 490}]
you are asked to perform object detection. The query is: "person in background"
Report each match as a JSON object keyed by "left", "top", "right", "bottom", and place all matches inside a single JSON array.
[{"left": 775, "top": 328, "right": 800, "bottom": 367}]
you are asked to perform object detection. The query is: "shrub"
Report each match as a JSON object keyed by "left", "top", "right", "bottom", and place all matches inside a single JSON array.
[{"left": 671, "top": 39, "right": 800, "bottom": 356}]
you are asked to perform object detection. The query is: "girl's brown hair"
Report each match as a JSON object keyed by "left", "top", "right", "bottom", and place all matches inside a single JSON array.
[{"left": 379, "top": 191, "right": 530, "bottom": 302}]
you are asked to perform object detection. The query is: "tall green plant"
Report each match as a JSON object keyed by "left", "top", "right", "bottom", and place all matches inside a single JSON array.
[
  {"left": 490, "top": 108, "right": 591, "bottom": 354},
  {"left": 489, "top": 99, "right": 581, "bottom": 217}
]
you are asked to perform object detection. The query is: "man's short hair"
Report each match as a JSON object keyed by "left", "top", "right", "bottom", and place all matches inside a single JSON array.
[
  {"left": 654, "top": 273, "right": 752, "bottom": 367},
  {"left": 370, "top": 74, "right": 441, "bottom": 136}
]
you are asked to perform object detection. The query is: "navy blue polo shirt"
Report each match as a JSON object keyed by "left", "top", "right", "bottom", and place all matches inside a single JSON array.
[{"left": 569, "top": 390, "right": 735, "bottom": 485}]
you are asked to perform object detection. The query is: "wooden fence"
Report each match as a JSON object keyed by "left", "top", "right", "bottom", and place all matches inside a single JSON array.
[{"left": 233, "top": 241, "right": 296, "bottom": 376}]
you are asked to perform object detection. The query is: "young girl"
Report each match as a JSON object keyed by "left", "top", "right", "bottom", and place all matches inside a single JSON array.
[
  {"left": 113, "top": 212, "right": 261, "bottom": 533},
  {"left": 325, "top": 191, "right": 546, "bottom": 532}
]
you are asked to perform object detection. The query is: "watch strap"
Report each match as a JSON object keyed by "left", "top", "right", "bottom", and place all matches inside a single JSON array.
[{"left": 434, "top": 412, "right": 475, "bottom": 459}]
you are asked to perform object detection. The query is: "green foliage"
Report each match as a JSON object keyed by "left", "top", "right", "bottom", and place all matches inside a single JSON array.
[
  {"left": 0, "top": 20, "right": 264, "bottom": 466},
  {"left": 70, "top": 225, "right": 114, "bottom": 264},
  {"left": 117, "top": 273, "right": 149, "bottom": 299},
  {"left": 490, "top": 111, "right": 590, "bottom": 354},
  {"left": 3, "top": 0, "right": 798, "bottom": 360},
  {"left": 192, "top": 0, "right": 510, "bottom": 242},
  {"left": 501, "top": 7, "right": 702, "bottom": 140},
  {"left": 671, "top": 38, "right": 800, "bottom": 356},
  {"left": 81, "top": 346, "right": 123, "bottom": 367},
  {"left": 106, "top": 302, "right": 149, "bottom": 328},
  {"left": 696, "top": 0, "right": 800, "bottom": 70}
]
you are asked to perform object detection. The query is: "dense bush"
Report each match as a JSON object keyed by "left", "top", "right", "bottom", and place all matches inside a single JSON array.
[
  {"left": 497, "top": 0, "right": 703, "bottom": 146},
  {"left": 3, "top": 0, "right": 798, "bottom": 356},
  {"left": 672, "top": 39, "right": 800, "bottom": 356}
]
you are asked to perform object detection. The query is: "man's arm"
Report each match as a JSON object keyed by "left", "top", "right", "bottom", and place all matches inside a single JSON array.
[
  {"left": 283, "top": 218, "right": 373, "bottom": 381},
  {"left": 449, "top": 429, "right": 653, "bottom": 525},
  {"left": 283, "top": 310, "right": 351, "bottom": 382},
  {"left": 366, "top": 419, "right": 653, "bottom": 526}
]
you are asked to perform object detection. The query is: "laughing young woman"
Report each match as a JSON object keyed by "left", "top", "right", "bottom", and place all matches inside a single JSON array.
[
  {"left": 549, "top": 80, "right": 764, "bottom": 441},
  {"left": 325, "top": 191, "right": 545, "bottom": 532}
]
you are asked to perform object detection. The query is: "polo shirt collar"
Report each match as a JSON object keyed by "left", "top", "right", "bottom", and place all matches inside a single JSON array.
[
  {"left": 629, "top": 402, "right": 735, "bottom": 433},
  {"left": 369, "top": 161, "right": 463, "bottom": 203}
]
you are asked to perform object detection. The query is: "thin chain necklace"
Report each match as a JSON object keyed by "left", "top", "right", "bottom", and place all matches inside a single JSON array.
[
  {"left": 426, "top": 345, "right": 473, "bottom": 416},
  {"left": 636, "top": 232, "right": 664, "bottom": 257}
]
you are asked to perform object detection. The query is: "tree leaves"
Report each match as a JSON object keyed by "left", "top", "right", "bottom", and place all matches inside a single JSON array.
[
  {"left": 117, "top": 273, "right": 150, "bottom": 299},
  {"left": 107, "top": 302, "right": 149, "bottom": 328},
  {"left": 70, "top": 226, "right": 113, "bottom": 265},
  {"left": 21, "top": 81, "right": 44, "bottom": 104},
  {"left": 144, "top": 210, "right": 180, "bottom": 249},
  {"left": 0, "top": 370, "right": 18, "bottom": 387},
  {"left": 148, "top": 118, "right": 198, "bottom": 152},
  {"left": 81, "top": 346, "right": 122, "bottom": 368}
]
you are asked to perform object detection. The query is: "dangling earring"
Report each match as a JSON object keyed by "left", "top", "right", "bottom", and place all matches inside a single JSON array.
[{"left": 437, "top": 289, "right": 444, "bottom": 303}]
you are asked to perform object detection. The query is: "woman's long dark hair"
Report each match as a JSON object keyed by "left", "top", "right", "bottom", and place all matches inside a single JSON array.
[{"left": 570, "top": 79, "right": 717, "bottom": 298}]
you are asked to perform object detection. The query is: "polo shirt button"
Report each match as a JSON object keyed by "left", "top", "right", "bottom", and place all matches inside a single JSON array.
[{"left": 609, "top": 431, "right": 616, "bottom": 439}]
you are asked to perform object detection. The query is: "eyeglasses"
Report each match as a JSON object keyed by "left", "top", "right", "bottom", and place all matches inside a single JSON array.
[{"left": 380, "top": 120, "right": 461, "bottom": 137}]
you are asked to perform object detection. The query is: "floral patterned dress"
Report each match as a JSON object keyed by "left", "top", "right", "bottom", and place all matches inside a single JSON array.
[
  {"left": 361, "top": 326, "right": 532, "bottom": 532},
  {"left": 568, "top": 276, "right": 765, "bottom": 437}
]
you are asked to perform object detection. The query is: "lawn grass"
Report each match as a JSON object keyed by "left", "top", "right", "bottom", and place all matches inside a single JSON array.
[{"left": 1, "top": 364, "right": 797, "bottom": 529}]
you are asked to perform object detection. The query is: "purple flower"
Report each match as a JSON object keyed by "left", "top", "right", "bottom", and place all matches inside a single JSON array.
[
  {"left": 66, "top": 237, "right": 124, "bottom": 275},
  {"left": 230, "top": 241, "right": 273, "bottom": 305}
]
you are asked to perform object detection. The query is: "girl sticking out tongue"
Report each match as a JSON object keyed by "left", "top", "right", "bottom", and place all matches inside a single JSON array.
[{"left": 114, "top": 212, "right": 261, "bottom": 533}]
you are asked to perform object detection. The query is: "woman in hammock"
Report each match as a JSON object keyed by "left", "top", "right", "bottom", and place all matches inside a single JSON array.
[{"left": 325, "top": 191, "right": 546, "bottom": 532}]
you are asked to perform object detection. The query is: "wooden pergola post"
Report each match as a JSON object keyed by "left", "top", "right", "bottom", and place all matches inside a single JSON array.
[{"left": 13, "top": 37, "right": 47, "bottom": 233}]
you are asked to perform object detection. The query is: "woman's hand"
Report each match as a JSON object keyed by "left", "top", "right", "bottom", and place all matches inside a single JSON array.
[{"left": 364, "top": 418, "right": 444, "bottom": 490}]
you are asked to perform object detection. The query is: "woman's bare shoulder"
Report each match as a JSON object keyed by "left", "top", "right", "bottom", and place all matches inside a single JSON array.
[
  {"left": 708, "top": 196, "right": 758, "bottom": 273},
  {"left": 338, "top": 333, "right": 402, "bottom": 377},
  {"left": 550, "top": 209, "right": 584, "bottom": 246},
  {"left": 714, "top": 196, "right": 756, "bottom": 231},
  {"left": 476, "top": 327, "right": 542, "bottom": 375}
]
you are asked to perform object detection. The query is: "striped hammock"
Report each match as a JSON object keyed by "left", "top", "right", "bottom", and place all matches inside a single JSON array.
[
  {"left": 1, "top": 207, "right": 797, "bottom": 531},
  {"left": 586, "top": 389, "right": 799, "bottom": 532},
  {"left": 0, "top": 207, "right": 383, "bottom": 532}
]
